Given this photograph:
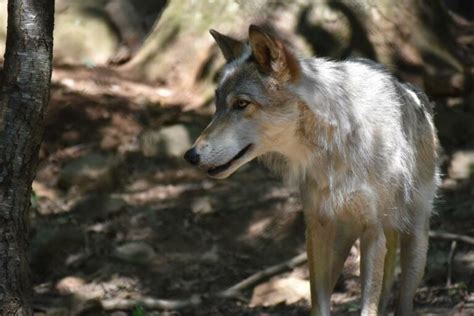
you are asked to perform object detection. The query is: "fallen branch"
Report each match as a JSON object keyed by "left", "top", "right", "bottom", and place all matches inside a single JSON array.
[
  {"left": 429, "top": 231, "right": 474, "bottom": 246},
  {"left": 100, "top": 252, "right": 308, "bottom": 311},
  {"left": 446, "top": 240, "right": 457, "bottom": 287},
  {"left": 217, "top": 252, "right": 307, "bottom": 298},
  {"left": 101, "top": 294, "right": 202, "bottom": 311}
]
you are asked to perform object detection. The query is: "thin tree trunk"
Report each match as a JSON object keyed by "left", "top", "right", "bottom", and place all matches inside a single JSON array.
[{"left": 0, "top": 0, "right": 54, "bottom": 314}]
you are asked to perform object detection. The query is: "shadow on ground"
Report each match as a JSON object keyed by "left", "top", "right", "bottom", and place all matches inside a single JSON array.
[{"left": 30, "top": 65, "right": 474, "bottom": 315}]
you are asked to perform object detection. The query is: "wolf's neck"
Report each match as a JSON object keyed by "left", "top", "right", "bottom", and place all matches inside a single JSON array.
[
  {"left": 274, "top": 112, "right": 314, "bottom": 163},
  {"left": 292, "top": 58, "right": 354, "bottom": 138},
  {"left": 259, "top": 100, "right": 340, "bottom": 189},
  {"left": 282, "top": 59, "right": 356, "bottom": 188},
  {"left": 262, "top": 58, "right": 359, "bottom": 188}
]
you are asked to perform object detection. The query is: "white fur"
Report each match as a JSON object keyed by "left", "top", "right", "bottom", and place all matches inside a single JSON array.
[
  {"left": 405, "top": 87, "right": 421, "bottom": 107},
  {"left": 190, "top": 38, "right": 439, "bottom": 314}
]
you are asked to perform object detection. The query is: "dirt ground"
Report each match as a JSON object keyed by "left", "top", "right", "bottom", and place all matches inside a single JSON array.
[{"left": 29, "top": 64, "right": 474, "bottom": 316}]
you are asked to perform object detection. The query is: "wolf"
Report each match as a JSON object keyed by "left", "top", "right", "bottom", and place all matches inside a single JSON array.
[{"left": 184, "top": 25, "right": 439, "bottom": 316}]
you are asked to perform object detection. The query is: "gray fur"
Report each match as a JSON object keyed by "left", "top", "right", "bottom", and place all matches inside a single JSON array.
[
  {"left": 281, "top": 57, "right": 440, "bottom": 228},
  {"left": 189, "top": 31, "right": 439, "bottom": 314}
]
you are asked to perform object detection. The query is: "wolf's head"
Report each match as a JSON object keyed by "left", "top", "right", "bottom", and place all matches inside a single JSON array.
[{"left": 184, "top": 25, "right": 304, "bottom": 179}]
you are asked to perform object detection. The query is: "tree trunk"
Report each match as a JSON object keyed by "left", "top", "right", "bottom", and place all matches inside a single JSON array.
[
  {"left": 123, "top": 0, "right": 470, "bottom": 99},
  {"left": 121, "top": 0, "right": 272, "bottom": 103},
  {"left": 298, "top": 0, "right": 469, "bottom": 96},
  {"left": 0, "top": 0, "right": 54, "bottom": 314}
]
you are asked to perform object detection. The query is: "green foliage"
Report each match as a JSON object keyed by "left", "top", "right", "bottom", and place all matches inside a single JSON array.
[
  {"left": 133, "top": 304, "right": 145, "bottom": 316},
  {"left": 448, "top": 282, "right": 467, "bottom": 297},
  {"left": 30, "top": 190, "right": 39, "bottom": 210},
  {"left": 347, "top": 303, "right": 361, "bottom": 312}
]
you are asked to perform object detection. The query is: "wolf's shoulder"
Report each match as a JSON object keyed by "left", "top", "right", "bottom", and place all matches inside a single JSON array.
[
  {"left": 343, "top": 58, "right": 434, "bottom": 115},
  {"left": 343, "top": 58, "right": 391, "bottom": 75}
]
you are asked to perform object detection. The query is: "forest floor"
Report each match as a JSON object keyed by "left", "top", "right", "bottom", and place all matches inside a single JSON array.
[{"left": 30, "top": 63, "right": 474, "bottom": 316}]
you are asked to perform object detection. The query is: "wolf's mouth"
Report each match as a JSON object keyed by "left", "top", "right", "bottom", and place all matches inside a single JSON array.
[{"left": 207, "top": 144, "right": 253, "bottom": 176}]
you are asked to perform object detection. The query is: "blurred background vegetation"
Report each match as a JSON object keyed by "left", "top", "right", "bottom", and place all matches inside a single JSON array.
[{"left": 0, "top": 0, "right": 472, "bottom": 315}]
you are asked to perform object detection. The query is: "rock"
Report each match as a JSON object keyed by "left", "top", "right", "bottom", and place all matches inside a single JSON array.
[
  {"left": 139, "top": 124, "right": 192, "bottom": 159},
  {"left": 56, "top": 276, "right": 86, "bottom": 295},
  {"left": 454, "top": 251, "right": 474, "bottom": 279},
  {"left": 449, "top": 150, "right": 474, "bottom": 180},
  {"left": 71, "top": 194, "right": 126, "bottom": 220},
  {"left": 191, "top": 196, "right": 215, "bottom": 215},
  {"left": 113, "top": 241, "right": 156, "bottom": 264},
  {"left": 30, "top": 227, "right": 84, "bottom": 277},
  {"left": 59, "top": 152, "right": 122, "bottom": 192},
  {"left": 98, "top": 195, "right": 126, "bottom": 215},
  {"left": 200, "top": 245, "right": 219, "bottom": 263},
  {"left": 54, "top": 6, "right": 119, "bottom": 65}
]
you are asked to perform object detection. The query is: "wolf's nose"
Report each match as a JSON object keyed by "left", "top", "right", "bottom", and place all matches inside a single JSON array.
[{"left": 184, "top": 147, "right": 200, "bottom": 165}]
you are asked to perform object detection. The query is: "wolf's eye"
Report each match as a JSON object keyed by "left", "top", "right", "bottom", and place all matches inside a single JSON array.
[{"left": 233, "top": 99, "right": 250, "bottom": 110}]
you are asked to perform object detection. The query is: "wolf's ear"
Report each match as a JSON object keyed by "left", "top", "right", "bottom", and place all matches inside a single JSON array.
[
  {"left": 210, "top": 29, "right": 245, "bottom": 62},
  {"left": 248, "top": 25, "right": 300, "bottom": 81}
]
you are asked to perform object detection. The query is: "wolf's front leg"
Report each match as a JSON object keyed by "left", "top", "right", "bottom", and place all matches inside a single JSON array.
[
  {"left": 360, "top": 226, "right": 387, "bottom": 316},
  {"left": 305, "top": 219, "right": 336, "bottom": 316}
]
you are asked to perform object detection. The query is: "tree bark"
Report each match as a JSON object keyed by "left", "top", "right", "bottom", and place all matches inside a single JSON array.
[
  {"left": 123, "top": 0, "right": 470, "bottom": 98},
  {"left": 122, "top": 0, "right": 271, "bottom": 89},
  {"left": 0, "top": 0, "right": 54, "bottom": 314},
  {"left": 296, "top": 0, "right": 469, "bottom": 96}
]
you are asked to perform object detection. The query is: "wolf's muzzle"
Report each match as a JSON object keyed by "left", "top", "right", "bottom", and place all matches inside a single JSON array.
[{"left": 184, "top": 147, "right": 200, "bottom": 165}]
